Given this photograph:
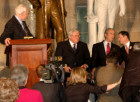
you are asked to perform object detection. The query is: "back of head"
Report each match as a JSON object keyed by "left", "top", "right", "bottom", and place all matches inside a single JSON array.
[
  {"left": 133, "top": 42, "right": 140, "bottom": 51},
  {"left": 69, "top": 67, "right": 87, "bottom": 85},
  {"left": 0, "top": 77, "right": 19, "bottom": 102},
  {"left": 15, "top": 4, "right": 28, "bottom": 15},
  {"left": 11, "top": 64, "right": 29, "bottom": 87},
  {"left": 36, "top": 64, "right": 45, "bottom": 78}
]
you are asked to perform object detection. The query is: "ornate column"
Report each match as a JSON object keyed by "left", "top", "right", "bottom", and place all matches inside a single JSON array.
[{"left": 87, "top": 17, "right": 98, "bottom": 56}]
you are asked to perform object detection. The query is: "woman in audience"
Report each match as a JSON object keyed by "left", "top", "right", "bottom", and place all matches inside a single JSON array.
[
  {"left": 0, "top": 77, "right": 19, "bottom": 102},
  {"left": 65, "top": 67, "right": 121, "bottom": 102},
  {"left": 10, "top": 64, "right": 43, "bottom": 102}
]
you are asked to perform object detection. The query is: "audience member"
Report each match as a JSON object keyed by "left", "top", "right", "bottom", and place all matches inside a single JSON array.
[
  {"left": 0, "top": 4, "right": 33, "bottom": 66},
  {"left": 96, "top": 51, "right": 123, "bottom": 102},
  {"left": 32, "top": 64, "right": 64, "bottom": 102},
  {"left": 55, "top": 29, "right": 90, "bottom": 82},
  {"left": 64, "top": 67, "right": 121, "bottom": 102},
  {"left": 0, "top": 66, "right": 10, "bottom": 78},
  {"left": 36, "top": 64, "right": 45, "bottom": 79},
  {"left": 11, "top": 64, "right": 43, "bottom": 102},
  {"left": 0, "top": 77, "right": 19, "bottom": 102},
  {"left": 119, "top": 42, "right": 140, "bottom": 102}
]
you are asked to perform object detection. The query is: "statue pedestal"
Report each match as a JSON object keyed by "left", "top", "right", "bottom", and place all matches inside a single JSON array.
[{"left": 87, "top": 16, "right": 98, "bottom": 56}]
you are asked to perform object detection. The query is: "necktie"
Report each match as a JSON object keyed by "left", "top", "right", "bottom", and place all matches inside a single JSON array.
[
  {"left": 73, "top": 44, "right": 76, "bottom": 51},
  {"left": 125, "top": 45, "right": 129, "bottom": 54},
  {"left": 107, "top": 42, "right": 110, "bottom": 54},
  {"left": 22, "top": 21, "right": 28, "bottom": 36}
]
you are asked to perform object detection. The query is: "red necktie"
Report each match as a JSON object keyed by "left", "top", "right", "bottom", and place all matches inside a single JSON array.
[
  {"left": 125, "top": 45, "right": 129, "bottom": 54},
  {"left": 107, "top": 43, "right": 110, "bottom": 54}
]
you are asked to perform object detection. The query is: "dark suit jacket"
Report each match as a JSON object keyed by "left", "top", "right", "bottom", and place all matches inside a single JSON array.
[
  {"left": 119, "top": 50, "right": 140, "bottom": 98},
  {"left": 0, "top": 16, "right": 32, "bottom": 44},
  {"left": 92, "top": 41, "right": 120, "bottom": 68},
  {"left": 119, "top": 42, "right": 135, "bottom": 65},
  {"left": 32, "top": 81, "right": 64, "bottom": 102},
  {"left": 65, "top": 83, "right": 107, "bottom": 102},
  {"left": 55, "top": 40, "right": 91, "bottom": 68}
]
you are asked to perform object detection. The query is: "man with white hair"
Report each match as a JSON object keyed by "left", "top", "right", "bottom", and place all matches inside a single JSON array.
[
  {"left": 55, "top": 29, "right": 91, "bottom": 85},
  {"left": 0, "top": 4, "right": 33, "bottom": 46},
  {"left": 0, "top": 4, "right": 33, "bottom": 66}
]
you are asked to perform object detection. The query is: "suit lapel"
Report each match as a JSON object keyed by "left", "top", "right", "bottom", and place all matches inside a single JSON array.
[
  {"left": 13, "top": 16, "right": 26, "bottom": 36},
  {"left": 75, "top": 41, "right": 81, "bottom": 53},
  {"left": 110, "top": 43, "right": 116, "bottom": 52},
  {"left": 101, "top": 41, "right": 106, "bottom": 56},
  {"left": 129, "top": 42, "right": 134, "bottom": 53},
  {"left": 66, "top": 40, "right": 75, "bottom": 53}
]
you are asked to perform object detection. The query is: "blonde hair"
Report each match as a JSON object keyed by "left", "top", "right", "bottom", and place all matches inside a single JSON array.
[
  {"left": 69, "top": 67, "right": 87, "bottom": 85},
  {"left": 0, "top": 77, "right": 19, "bottom": 102}
]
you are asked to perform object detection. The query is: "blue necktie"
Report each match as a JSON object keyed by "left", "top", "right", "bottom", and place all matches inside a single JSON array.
[{"left": 73, "top": 44, "right": 76, "bottom": 51}]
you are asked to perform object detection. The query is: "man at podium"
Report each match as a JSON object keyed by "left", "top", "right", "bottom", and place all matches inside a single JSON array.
[
  {"left": 0, "top": 4, "right": 33, "bottom": 66},
  {"left": 0, "top": 4, "right": 33, "bottom": 46}
]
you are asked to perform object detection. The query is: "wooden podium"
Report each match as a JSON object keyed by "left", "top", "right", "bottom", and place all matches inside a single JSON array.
[{"left": 10, "top": 39, "right": 51, "bottom": 88}]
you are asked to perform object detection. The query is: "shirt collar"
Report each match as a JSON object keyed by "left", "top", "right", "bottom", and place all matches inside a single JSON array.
[
  {"left": 69, "top": 40, "right": 77, "bottom": 47},
  {"left": 104, "top": 40, "right": 111, "bottom": 46},
  {"left": 125, "top": 41, "right": 130, "bottom": 48},
  {"left": 40, "top": 78, "right": 44, "bottom": 81},
  {"left": 15, "top": 15, "right": 23, "bottom": 25}
]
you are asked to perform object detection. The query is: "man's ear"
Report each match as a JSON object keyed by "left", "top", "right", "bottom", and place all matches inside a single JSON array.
[{"left": 104, "top": 33, "right": 107, "bottom": 38}]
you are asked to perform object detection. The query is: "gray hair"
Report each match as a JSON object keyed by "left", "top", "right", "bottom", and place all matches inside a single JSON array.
[
  {"left": 104, "top": 28, "right": 114, "bottom": 34},
  {"left": 15, "top": 4, "right": 28, "bottom": 15},
  {"left": 68, "top": 29, "right": 79, "bottom": 36},
  {"left": 0, "top": 77, "right": 19, "bottom": 102},
  {"left": 133, "top": 42, "right": 140, "bottom": 51},
  {"left": 11, "top": 64, "right": 29, "bottom": 87}
]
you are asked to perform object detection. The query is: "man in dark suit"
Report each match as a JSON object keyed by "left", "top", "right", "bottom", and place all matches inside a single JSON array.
[
  {"left": 118, "top": 31, "right": 139, "bottom": 102},
  {"left": 0, "top": 4, "right": 32, "bottom": 45},
  {"left": 92, "top": 28, "right": 120, "bottom": 69},
  {"left": 119, "top": 42, "right": 140, "bottom": 102},
  {"left": 118, "top": 31, "right": 135, "bottom": 66},
  {"left": 91, "top": 28, "right": 121, "bottom": 102},
  {"left": 0, "top": 4, "right": 33, "bottom": 66},
  {"left": 55, "top": 29, "right": 90, "bottom": 79},
  {"left": 32, "top": 65, "right": 64, "bottom": 102}
]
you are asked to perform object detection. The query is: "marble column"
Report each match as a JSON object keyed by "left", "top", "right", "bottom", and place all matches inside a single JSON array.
[
  {"left": 87, "top": 17, "right": 98, "bottom": 56},
  {"left": 65, "top": 0, "right": 77, "bottom": 32}
]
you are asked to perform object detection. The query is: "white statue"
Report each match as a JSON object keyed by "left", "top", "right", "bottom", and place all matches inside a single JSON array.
[{"left": 87, "top": 0, "right": 126, "bottom": 42}]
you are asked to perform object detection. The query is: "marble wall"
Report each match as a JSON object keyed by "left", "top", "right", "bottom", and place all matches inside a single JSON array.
[{"left": 114, "top": 0, "right": 140, "bottom": 44}]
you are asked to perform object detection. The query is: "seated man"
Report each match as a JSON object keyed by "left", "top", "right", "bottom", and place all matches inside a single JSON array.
[
  {"left": 32, "top": 64, "right": 64, "bottom": 102},
  {"left": 10, "top": 64, "right": 43, "bottom": 102}
]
